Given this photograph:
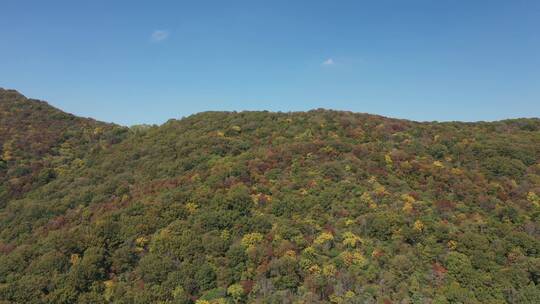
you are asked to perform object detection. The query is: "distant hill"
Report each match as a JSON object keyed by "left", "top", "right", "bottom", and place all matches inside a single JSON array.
[
  {"left": 0, "top": 89, "right": 539, "bottom": 303},
  {"left": 0, "top": 89, "right": 127, "bottom": 203}
]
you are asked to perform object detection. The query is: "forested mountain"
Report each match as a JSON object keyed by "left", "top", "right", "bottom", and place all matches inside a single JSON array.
[
  {"left": 0, "top": 89, "right": 539, "bottom": 304},
  {"left": 0, "top": 89, "right": 126, "bottom": 203}
]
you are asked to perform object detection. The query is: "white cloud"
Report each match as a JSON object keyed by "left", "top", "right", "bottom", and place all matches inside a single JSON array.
[
  {"left": 322, "top": 58, "right": 334, "bottom": 66},
  {"left": 151, "top": 30, "right": 169, "bottom": 42}
]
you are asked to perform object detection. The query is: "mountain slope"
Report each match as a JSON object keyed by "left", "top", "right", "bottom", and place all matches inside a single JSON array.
[
  {"left": 0, "top": 91, "right": 539, "bottom": 303},
  {"left": 0, "top": 89, "right": 127, "bottom": 203}
]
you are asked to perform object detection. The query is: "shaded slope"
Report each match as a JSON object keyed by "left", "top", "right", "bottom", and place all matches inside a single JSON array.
[{"left": 0, "top": 88, "right": 128, "bottom": 202}]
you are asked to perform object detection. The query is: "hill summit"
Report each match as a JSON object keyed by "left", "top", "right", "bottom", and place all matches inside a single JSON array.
[{"left": 1, "top": 89, "right": 539, "bottom": 303}]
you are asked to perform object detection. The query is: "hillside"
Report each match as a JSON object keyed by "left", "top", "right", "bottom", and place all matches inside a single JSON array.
[
  {"left": 0, "top": 90, "right": 539, "bottom": 304},
  {"left": 0, "top": 89, "right": 127, "bottom": 203}
]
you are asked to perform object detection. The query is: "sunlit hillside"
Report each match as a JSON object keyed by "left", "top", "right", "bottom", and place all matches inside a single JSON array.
[{"left": 1, "top": 89, "right": 539, "bottom": 303}]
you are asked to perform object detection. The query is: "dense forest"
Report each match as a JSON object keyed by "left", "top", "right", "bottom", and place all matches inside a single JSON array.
[{"left": 0, "top": 88, "right": 539, "bottom": 304}]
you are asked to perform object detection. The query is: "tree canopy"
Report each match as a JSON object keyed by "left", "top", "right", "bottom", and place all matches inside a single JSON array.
[{"left": 1, "top": 88, "right": 539, "bottom": 303}]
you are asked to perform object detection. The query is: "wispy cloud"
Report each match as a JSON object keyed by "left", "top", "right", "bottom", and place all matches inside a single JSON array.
[
  {"left": 322, "top": 58, "right": 334, "bottom": 66},
  {"left": 151, "top": 30, "right": 169, "bottom": 42}
]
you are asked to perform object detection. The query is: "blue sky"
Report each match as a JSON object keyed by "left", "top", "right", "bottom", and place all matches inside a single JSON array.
[{"left": 1, "top": 1, "right": 539, "bottom": 125}]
